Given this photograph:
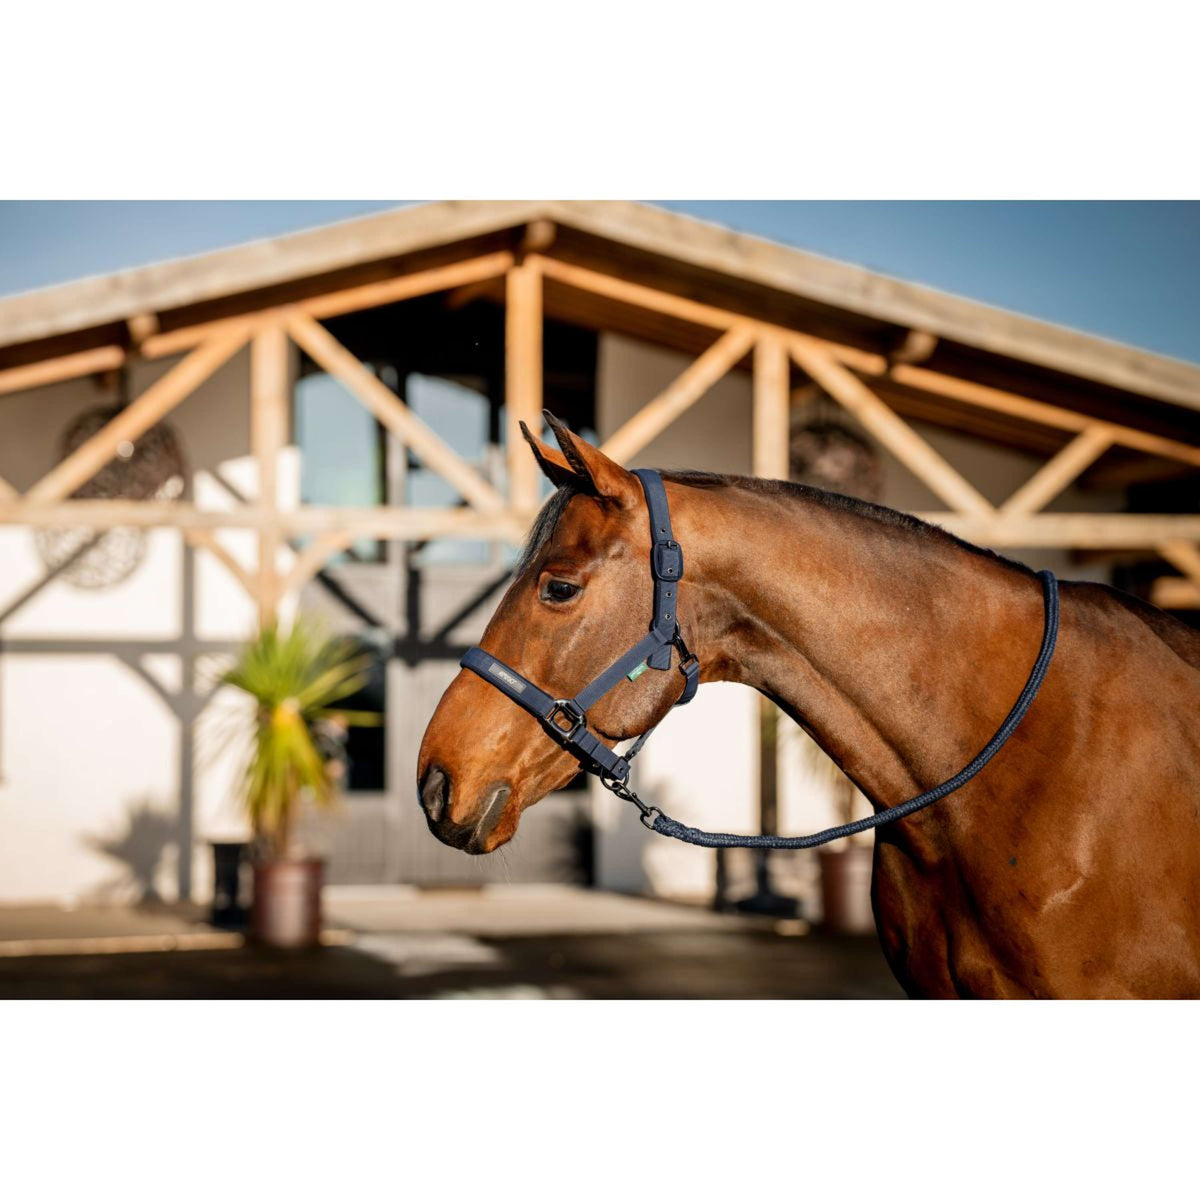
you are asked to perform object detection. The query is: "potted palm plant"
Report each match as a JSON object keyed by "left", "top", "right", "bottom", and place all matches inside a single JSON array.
[
  {"left": 816, "top": 781, "right": 876, "bottom": 936},
  {"left": 221, "top": 621, "right": 377, "bottom": 949},
  {"left": 784, "top": 726, "right": 876, "bottom": 935}
]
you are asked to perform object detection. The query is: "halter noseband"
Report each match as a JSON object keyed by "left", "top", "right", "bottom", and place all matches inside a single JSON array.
[
  {"left": 461, "top": 468, "right": 1060, "bottom": 850},
  {"left": 461, "top": 468, "right": 699, "bottom": 790}
]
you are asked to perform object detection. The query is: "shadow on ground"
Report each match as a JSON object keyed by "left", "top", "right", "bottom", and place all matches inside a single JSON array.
[{"left": 0, "top": 928, "right": 904, "bottom": 999}]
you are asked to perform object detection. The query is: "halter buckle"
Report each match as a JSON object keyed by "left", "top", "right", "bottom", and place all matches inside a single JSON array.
[
  {"left": 652, "top": 540, "right": 683, "bottom": 581},
  {"left": 547, "top": 699, "right": 586, "bottom": 738}
]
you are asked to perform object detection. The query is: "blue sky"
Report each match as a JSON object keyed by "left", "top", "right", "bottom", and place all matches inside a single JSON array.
[{"left": 1, "top": 201, "right": 1197, "bottom": 364}]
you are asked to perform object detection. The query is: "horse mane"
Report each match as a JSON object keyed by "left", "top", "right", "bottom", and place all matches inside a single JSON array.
[{"left": 517, "top": 468, "right": 1033, "bottom": 577}]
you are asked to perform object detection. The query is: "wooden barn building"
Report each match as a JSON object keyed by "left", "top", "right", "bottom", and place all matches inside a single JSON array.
[{"left": 1, "top": 200, "right": 1199, "bottom": 907}]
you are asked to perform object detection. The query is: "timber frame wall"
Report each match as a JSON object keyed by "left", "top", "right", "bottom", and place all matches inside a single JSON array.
[{"left": 4, "top": 232, "right": 1200, "bottom": 619}]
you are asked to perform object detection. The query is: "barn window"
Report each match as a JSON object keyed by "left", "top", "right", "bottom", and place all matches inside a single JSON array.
[
  {"left": 405, "top": 372, "right": 493, "bottom": 566},
  {"left": 294, "top": 368, "right": 387, "bottom": 563}
]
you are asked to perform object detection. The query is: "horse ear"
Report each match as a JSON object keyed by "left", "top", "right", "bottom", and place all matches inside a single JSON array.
[
  {"left": 519, "top": 420, "right": 590, "bottom": 492},
  {"left": 543, "top": 412, "right": 640, "bottom": 508}
]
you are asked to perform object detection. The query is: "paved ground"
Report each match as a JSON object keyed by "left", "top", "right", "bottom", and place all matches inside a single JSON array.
[{"left": 0, "top": 886, "right": 904, "bottom": 1000}]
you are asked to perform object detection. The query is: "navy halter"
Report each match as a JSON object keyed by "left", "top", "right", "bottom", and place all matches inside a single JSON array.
[
  {"left": 461, "top": 469, "right": 699, "bottom": 788},
  {"left": 461, "top": 468, "right": 1060, "bottom": 849}
]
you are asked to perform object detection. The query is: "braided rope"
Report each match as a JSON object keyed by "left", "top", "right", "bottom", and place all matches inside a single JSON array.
[{"left": 635, "top": 570, "right": 1060, "bottom": 850}]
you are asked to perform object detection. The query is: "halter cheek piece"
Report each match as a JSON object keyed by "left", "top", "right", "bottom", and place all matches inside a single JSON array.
[
  {"left": 462, "top": 468, "right": 1061, "bottom": 850},
  {"left": 461, "top": 469, "right": 699, "bottom": 793}
]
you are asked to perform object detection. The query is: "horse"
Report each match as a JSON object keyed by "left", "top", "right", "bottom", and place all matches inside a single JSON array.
[{"left": 418, "top": 415, "right": 1200, "bottom": 998}]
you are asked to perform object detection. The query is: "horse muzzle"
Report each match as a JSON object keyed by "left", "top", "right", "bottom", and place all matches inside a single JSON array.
[{"left": 419, "top": 765, "right": 512, "bottom": 854}]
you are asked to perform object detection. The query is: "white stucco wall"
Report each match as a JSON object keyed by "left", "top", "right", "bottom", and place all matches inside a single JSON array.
[{"left": 0, "top": 346, "right": 293, "bottom": 904}]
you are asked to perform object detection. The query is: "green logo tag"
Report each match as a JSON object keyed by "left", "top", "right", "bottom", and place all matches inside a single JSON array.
[{"left": 627, "top": 661, "right": 649, "bottom": 683}]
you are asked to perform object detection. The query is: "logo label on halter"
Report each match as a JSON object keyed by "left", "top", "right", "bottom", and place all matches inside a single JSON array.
[
  {"left": 627, "top": 662, "right": 648, "bottom": 682},
  {"left": 488, "top": 663, "right": 526, "bottom": 694}
]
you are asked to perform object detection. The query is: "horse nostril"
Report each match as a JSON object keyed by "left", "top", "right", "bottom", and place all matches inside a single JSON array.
[{"left": 420, "top": 765, "right": 449, "bottom": 823}]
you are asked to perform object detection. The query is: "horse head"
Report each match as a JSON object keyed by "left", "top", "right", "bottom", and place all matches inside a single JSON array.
[{"left": 417, "top": 415, "right": 691, "bottom": 854}]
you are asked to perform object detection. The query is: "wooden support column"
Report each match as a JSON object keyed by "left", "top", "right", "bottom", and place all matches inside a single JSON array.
[
  {"left": 752, "top": 334, "right": 791, "bottom": 838},
  {"left": 251, "top": 325, "right": 289, "bottom": 627},
  {"left": 506, "top": 260, "right": 544, "bottom": 515},
  {"left": 753, "top": 335, "right": 791, "bottom": 480}
]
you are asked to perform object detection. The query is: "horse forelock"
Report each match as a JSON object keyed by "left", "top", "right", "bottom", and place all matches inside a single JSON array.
[{"left": 515, "top": 484, "right": 580, "bottom": 576}]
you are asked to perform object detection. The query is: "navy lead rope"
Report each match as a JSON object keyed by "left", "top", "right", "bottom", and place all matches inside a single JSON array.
[{"left": 635, "top": 568, "right": 1059, "bottom": 849}]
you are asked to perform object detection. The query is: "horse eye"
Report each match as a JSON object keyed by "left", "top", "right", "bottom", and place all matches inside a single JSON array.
[{"left": 542, "top": 579, "right": 582, "bottom": 603}]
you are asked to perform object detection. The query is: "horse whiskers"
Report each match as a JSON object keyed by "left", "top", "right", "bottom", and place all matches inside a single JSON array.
[{"left": 495, "top": 845, "right": 512, "bottom": 884}]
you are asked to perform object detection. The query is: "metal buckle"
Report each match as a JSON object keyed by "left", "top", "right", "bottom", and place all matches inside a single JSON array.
[
  {"left": 651, "top": 540, "right": 683, "bottom": 581},
  {"left": 640, "top": 807, "right": 662, "bottom": 830},
  {"left": 547, "top": 699, "right": 585, "bottom": 738}
]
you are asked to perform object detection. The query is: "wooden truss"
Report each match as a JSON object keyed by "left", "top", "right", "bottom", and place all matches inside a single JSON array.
[{"left": 3, "top": 236, "right": 1200, "bottom": 622}]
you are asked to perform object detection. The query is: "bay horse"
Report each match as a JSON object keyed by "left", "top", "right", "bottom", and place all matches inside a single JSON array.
[{"left": 418, "top": 415, "right": 1200, "bottom": 998}]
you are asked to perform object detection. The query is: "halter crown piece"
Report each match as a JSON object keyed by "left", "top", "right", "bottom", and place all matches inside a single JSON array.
[{"left": 462, "top": 469, "right": 1060, "bottom": 850}]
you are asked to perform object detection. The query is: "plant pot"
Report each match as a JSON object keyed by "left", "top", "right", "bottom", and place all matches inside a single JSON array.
[
  {"left": 251, "top": 859, "right": 324, "bottom": 949},
  {"left": 818, "top": 844, "right": 875, "bottom": 935}
]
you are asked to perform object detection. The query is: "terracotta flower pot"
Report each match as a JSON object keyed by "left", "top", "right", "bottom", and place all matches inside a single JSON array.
[
  {"left": 251, "top": 859, "right": 324, "bottom": 949},
  {"left": 818, "top": 844, "right": 875, "bottom": 935}
]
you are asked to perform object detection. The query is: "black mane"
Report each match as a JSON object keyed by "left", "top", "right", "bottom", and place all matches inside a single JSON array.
[{"left": 516, "top": 469, "right": 1031, "bottom": 577}]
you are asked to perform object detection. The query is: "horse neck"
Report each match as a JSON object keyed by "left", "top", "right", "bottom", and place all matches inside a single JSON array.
[{"left": 668, "top": 478, "right": 1047, "bottom": 810}]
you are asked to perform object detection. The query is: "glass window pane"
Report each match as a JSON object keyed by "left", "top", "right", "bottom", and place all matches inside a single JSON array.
[
  {"left": 295, "top": 371, "right": 383, "bottom": 562},
  {"left": 406, "top": 374, "right": 491, "bottom": 566}
]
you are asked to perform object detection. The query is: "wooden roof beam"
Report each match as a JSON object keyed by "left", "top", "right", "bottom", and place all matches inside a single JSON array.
[
  {"left": 997, "top": 426, "right": 1114, "bottom": 518},
  {"left": 887, "top": 363, "right": 1200, "bottom": 472},
  {"left": 889, "top": 329, "right": 938, "bottom": 366},
  {"left": 790, "top": 335, "right": 996, "bottom": 519},
  {"left": 6, "top": 499, "right": 1200, "bottom": 552},
  {"left": 2, "top": 201, "right": 1199, "bottom": 410},
  {"left": 0, "top": 344, "right": 126, "bottom": 398},
  {"left": 0, "top": 501, "right": 528, "bottom": 540},
  {"left": 916, "top": 514, "right": 1200, "bottom": 549},
  {"left": 24, "top": 326, "right": 251, "bottom": 504},
  {"left": 144, "top": 250, "right": 515, "bottom": 359},
  {"left": 599, "top": 324, "right": 758, "bottom": 465}
]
